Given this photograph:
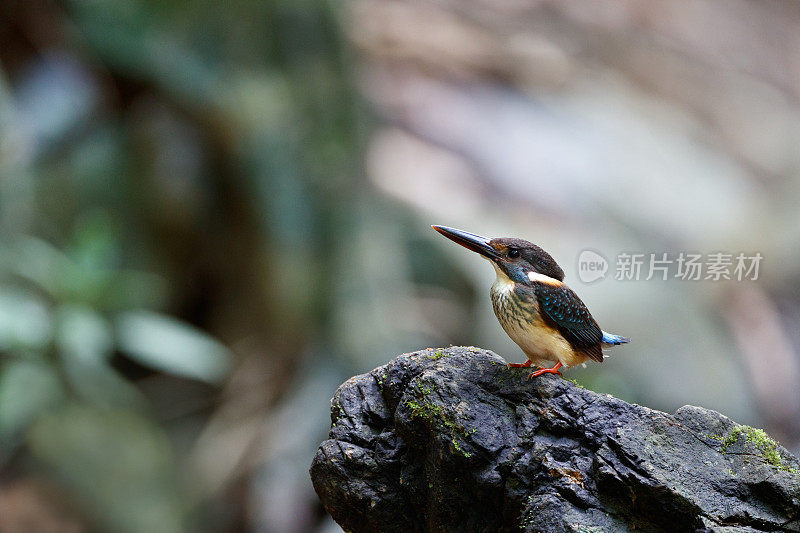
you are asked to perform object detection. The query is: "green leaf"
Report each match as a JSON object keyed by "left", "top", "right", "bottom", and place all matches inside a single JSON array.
[
  {"left": 115, "top": 310, "right": 231, "bottom": 383},
  {"left": 0, "top": 288, "right": 52, "bottom": 351},
  {"left": 0, "top": 360, "right": 63, "bottom": 438},
  {"left": 56, "top": 304, "right": 113, "bottom": 363},
  {"left": 1, "top": 238, "right": 72, "bottom": 297},
  {"left": 55, "top": 306, "right": 145, "bottom": 410},
  {"left": 28, "top": 404, "right": 184, "bottom": 533},
  {"left": 67, "top": 209, "right": 121, "bottom": 272}
]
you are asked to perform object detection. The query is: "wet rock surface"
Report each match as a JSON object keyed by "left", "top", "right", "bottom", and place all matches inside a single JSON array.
[{"left": 310, "top": 347, "right": 800, "bottom": 532}]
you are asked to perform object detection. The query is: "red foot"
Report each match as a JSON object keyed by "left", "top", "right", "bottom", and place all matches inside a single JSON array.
[
  {"left": 527, "top": 362, "right": 563, "bottom": 380},
  {"left": 507, "top": 360, "right": 532, "bottom": 369}
]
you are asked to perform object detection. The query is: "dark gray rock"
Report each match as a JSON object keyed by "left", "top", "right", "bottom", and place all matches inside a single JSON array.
[{"left": 310, "top": 347, "right": 800, "bottom": 532}]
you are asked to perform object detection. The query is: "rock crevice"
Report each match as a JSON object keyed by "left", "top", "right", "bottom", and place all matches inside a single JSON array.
[{"left": 310, "top": 347, "right": 800, "bottom": 532}]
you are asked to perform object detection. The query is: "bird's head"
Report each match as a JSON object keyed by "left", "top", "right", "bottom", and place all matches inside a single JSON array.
[{"left": 432, "top": 225, "right": 564, "bottom": 285}]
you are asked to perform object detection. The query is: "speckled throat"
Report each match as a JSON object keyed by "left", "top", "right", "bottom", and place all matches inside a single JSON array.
[{"left": 490, "top": 281, "right": 538, "bottom": 334}]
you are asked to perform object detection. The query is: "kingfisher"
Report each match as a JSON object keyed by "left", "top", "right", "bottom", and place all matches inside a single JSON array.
[{"left": 432, "top": 225, "right": 629, "bottom": 380}]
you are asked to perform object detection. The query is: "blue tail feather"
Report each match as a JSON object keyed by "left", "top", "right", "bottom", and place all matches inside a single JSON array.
[{"left": 601, "top": 331, "right": 630, "bottom": 345}]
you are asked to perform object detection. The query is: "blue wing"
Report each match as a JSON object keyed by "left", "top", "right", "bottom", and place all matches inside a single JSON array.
[{"left": 534, "top": 283, "right": 604, "bottom": 362}]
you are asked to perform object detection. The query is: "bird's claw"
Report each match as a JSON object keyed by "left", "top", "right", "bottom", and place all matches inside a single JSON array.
[
  {"left": 526, "top": 369, "right": 562, "bottom": 380},
  {"left": 507, "top": 361, "right": 532, "bottom": 369},
  {"left": 526, "top": 362, "right": 563, "bottom": 380}
]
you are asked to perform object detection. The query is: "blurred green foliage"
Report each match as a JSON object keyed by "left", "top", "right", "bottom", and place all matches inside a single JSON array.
[
  {"left": 0, "top": 0, "right": 373, "bottom": 531},
  {"left": 0, "top": 229, "right": 232, "bottom": 532}
]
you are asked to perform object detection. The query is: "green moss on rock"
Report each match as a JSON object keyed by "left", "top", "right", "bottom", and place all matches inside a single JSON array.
[
  {"left": 565, "top": 378, "right": 585, "bottom": 389},
  {"left": 405, "top": 379, "right": 475, "bottom": 458},
  {"left": 711, "top": 424, "right": 798, "bottom": 473},
  {"left": 425, "top": 349, "right": 449, "bottom": 360}
]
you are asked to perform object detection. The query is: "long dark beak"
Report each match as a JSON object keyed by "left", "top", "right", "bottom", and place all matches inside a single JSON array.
[{"left": 431, "top": 225, "right": 498, "bottom": 260}]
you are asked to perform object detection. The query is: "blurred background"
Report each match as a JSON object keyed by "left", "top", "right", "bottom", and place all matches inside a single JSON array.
[{"left": 2, "top": 0, "right": 800, "bottom": 531}]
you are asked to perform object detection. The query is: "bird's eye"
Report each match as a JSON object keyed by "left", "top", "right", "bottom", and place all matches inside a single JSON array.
[{"left": 508, "top": 249, "right": 520, "bottom": 259}]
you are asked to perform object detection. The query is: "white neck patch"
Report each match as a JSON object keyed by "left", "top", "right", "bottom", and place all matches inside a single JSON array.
[{"left": 527, "top": 271, "right": 561, "bottom": 285}]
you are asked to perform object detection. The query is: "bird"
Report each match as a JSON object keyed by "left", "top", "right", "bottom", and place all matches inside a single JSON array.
[{"left": 431, "top": 225, "right": 629, "bottom": 380}]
